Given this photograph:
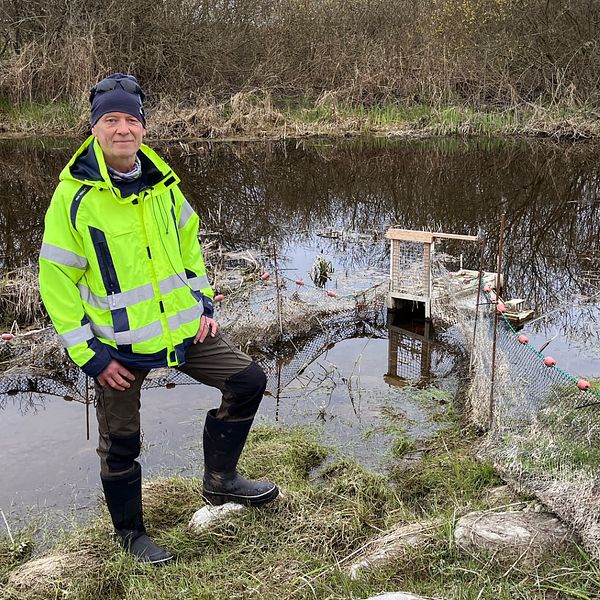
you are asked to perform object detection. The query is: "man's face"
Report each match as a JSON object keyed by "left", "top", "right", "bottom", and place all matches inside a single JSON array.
[{"left": 91, "top": 112, "right": 146, "bottom": 168}]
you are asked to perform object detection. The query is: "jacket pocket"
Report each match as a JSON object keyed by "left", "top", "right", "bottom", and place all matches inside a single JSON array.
[{"left": 89, "top": 226, "right": 120, "bottom": 293}]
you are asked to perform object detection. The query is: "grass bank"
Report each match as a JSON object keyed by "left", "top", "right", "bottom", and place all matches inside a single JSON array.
[
  {"left": 2, "top": 94, "right": 599, "bottom": 141},
  {"left": 2, "top": 422, "right": 599, "bottom": 600}
]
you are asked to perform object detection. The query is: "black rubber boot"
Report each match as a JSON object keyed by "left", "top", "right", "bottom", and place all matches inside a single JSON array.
[
  {"left": 101, "top": 462, "right": 173, "bottom": 565},
  {"left": 202, "top": 409, "right": 279, "bottom": 506}
]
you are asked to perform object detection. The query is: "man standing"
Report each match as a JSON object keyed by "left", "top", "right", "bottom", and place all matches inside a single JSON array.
[{"left": 39, "top": 74, "right": 278, "bottom": 565}]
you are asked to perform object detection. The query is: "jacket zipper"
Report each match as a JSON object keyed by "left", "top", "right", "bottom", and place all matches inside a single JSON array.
[
  {"left": 98, "top": 243, "right": 114, "bottom": 289},
  {"left": 139, "top": 192, "right": 176, "bottom": 361}
]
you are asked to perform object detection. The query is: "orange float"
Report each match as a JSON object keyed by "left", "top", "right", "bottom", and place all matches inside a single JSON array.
[{"left": 577, "top": 379, "right": 591, "bottom": 391}]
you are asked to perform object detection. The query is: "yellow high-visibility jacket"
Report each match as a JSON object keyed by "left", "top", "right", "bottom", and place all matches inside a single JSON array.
[{"left": 39, "top": 136, "right": 214, "bottom": 377}]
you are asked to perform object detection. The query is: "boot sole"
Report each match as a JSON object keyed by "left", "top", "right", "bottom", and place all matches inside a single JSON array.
[
  {"left": 203, "top": 485, "right": 279, "bottom": 507},
  {"left": 147, "top": 554, "right": 175, "bottom": 566}
]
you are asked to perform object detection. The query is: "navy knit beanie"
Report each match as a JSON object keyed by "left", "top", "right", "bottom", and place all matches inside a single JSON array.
[{"left": 90, "top": 73, "right": 146, "bottom": 127}]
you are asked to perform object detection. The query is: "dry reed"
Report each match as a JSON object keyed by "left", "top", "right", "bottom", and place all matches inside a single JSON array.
[{"left": 1, "top": 0, "right": 599, "bottom": 127}]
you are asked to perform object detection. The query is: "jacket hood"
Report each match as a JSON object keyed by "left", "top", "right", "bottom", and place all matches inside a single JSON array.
[{"left": 59, "top": 136, "right": 180, "bottom": 200}]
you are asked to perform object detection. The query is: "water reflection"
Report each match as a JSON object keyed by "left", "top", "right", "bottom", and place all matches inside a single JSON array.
[
  {"left": 1, "top": 136, "right": 599, "bottom": 313},
  {"left": 386, "top": 318, "right": 434, "bottom": 388},
  {"left": 385, "top": 312, "right": 456, "bottom": 388},
  {"left": 0, "top": 137, "right": 69, "bottom": 271},
  {"left": 0, "top": 391, "right": 48, "bottom": 415},
  {"left": 261, "top": 302, "right": 388, "bottom": 416}
]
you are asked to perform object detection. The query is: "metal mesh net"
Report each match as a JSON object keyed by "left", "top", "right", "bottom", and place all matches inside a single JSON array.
[
  {"left": 390, "top": 240, "right": 427, "bottom": 295},
  {"left": 432, "top": 258, "right": 600, "bottom": 560}
]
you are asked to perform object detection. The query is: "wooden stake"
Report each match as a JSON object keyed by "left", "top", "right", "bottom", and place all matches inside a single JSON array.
[
  {"left": 273, "top": 243, "right": 284, "bottom": 339},
  {"left": 85, "top": 376, "right": 90, "bottom": 441}
]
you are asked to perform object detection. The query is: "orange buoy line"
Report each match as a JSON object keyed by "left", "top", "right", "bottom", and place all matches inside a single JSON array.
[{"left": 479, "top": 280, "right": 598, "bottom": 400}]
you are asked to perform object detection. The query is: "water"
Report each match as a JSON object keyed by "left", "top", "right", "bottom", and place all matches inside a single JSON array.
[{"left": 1, "top": 135, "right": 599, "bottom": 525}]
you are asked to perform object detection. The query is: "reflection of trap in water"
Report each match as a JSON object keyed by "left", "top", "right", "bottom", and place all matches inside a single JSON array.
[{"left": 385, "top": 319, "right": 455, "bottom": 388}]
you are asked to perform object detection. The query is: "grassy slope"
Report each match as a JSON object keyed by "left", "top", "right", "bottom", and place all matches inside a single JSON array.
[
  {"left": 1, "top": 421, "right": 600, "bottom": 600},
  {"left": 1, "top": 97, "right": 599, "bottom": 140}
]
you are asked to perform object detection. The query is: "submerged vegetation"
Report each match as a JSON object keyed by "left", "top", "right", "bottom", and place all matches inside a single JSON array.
[
  {"left": 1, "top": 0, "right": 600, "bottom": 138},
  {"left": 1, "top": 424, "right": 600, "bottom": 599}
]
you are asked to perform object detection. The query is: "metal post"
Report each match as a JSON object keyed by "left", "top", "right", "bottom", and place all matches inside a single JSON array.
[
  {"left": 273, "top": 243, "right": 284, "bottom": 339},
  {"left": 470, "top": 234, "right": 485, "bottom": 376},
  {"left": 489, "top": 214, "right": 506, "bottom": 430}
]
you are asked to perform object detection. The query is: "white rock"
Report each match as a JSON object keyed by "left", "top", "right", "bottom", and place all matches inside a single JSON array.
[{"left": 188, "top": 502, "right": 246, "bottom": 532}]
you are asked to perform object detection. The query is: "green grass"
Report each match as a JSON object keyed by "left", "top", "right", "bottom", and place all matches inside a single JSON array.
[
  {"left": 503, "top": 380, "right": 600, "bottom": 475},
  {"left": 1, "top": 424, "right": 599, "bottom": 600},
  {"left": 391, "top": 433, "right": 416, "bottom": 458},
  {"left": 282, "top": 98, "right": 600, "bottom": 138},
  {"left": 2, "top": 94, "right": 599, "bottom": 139},
  {"left": 0, "top": 98, "right": 81, "bottom": 131},
  {"left": 287, "top": 101, "right": 495, "bottom": 133},
  {"left": 389, "top": 424, "right": 503, "bottom": 514}
]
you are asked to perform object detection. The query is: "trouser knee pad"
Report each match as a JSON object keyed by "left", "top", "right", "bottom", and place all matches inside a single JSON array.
[
  {"left": 105, "top": 430, "right": 141, "bottom": 475},
  {"left": 223, "top": 362, "right": 267, "bottom": 420}
]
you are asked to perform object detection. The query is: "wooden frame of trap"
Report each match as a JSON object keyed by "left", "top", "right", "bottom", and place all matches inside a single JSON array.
[{"left": 386, "top": 228, "right": 500, "bottom": 319}]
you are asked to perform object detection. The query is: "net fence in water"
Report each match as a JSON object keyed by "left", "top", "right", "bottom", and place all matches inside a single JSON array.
[
  {"left": 431, "top": 258, "right": 600, "bottom": 560},
  {"left": 0, "top": 281, "right": 389, "bottom": 411}
]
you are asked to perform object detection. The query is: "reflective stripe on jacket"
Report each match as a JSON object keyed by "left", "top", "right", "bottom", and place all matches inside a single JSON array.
[{"left": 39, "top": 136, "right": 214, "bottom": 377}]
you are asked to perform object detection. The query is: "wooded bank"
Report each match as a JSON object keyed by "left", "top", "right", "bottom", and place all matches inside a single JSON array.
[{"left": 1, "top": 0, "right": 599, "bottom": 129}]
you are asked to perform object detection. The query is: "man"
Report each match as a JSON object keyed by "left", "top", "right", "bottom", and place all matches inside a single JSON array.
[{"left": 39, "top": 73, "right": 278, "bottom": 565}]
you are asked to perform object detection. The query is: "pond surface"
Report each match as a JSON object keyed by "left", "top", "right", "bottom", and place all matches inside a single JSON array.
[{"left": 1, "top": 135, "right": 600, "bottom": 527}]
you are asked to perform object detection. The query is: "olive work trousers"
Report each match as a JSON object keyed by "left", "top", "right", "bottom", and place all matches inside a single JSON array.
[{"left": 95, "top": 331, "right": 267, "bottom": 478}]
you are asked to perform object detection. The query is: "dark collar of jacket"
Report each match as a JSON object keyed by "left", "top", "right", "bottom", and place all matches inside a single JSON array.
[{"left": 59, "top": 136, "right": 181, "bottom": 201}]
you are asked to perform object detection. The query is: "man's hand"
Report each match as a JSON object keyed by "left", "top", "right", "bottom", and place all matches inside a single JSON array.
[
  {"left": 194, "top": 316, "right": 218, "bottom": 344},
  {"left": 98, "top": 359, "right": 135, "bottom": 391}
]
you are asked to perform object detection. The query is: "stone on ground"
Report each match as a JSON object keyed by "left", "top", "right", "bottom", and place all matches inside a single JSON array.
[
  {"left": 347, "top": 519, "right": 442, "bottom": 580},
  {"left": 454, "top": 510, "right": 575, "bottom": 560},
  {"left": 8, "top": 551, "right": 96, "bottom": 594},
  {"left": 188, "top": 502, "right": 246, "bottom": 532}
]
